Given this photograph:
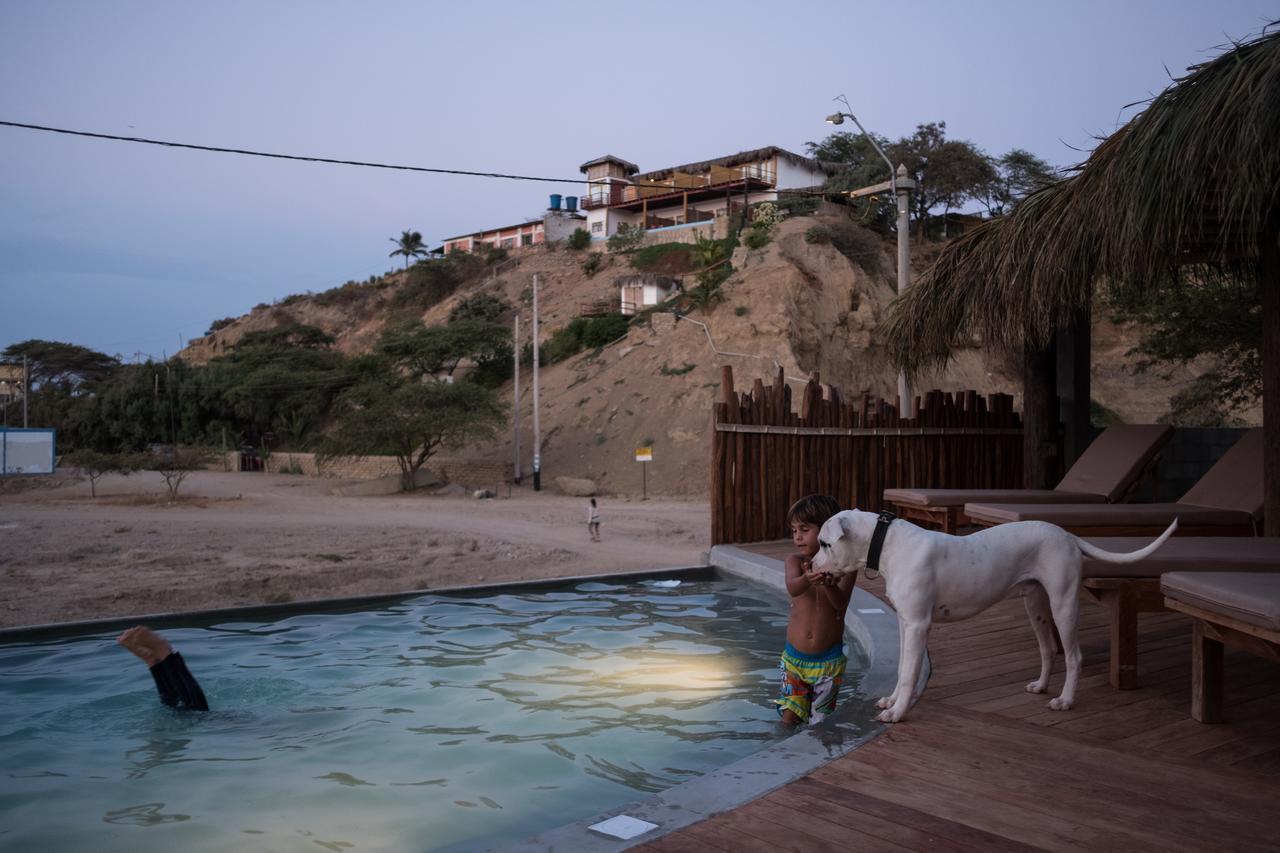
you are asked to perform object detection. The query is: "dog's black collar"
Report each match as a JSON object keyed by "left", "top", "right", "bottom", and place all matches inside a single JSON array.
[{"left": 863, "top": 511, "right": 896, "bottom": 579}]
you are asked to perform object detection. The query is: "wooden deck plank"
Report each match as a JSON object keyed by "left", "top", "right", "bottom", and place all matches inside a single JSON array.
[{"left": 637, "top": 543, "right": 1280, "bottom": 852}]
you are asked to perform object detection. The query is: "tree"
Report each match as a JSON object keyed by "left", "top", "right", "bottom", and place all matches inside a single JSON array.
[
  {"left": 148, "top": 447, "right": 215, "bottom": 501},
  {"left": 389, "top": 230, "right": 428, "bottom": 269},
  {"left": 806, "top": 131, "right": 895, "bottom": 228},
  {"left": 1, "top": 340, "right": 120, "bottom": 389},
  {"left": 981, "top": 149, "right": 1059, "bottom": 216},
  {"left": 448, "top": 293, "right": 512, "bottom": 324},
  {"left": 1106, "top": 272, "right": 1260, "bottom": 423},
  {"left": 62, "top": 449, "right": 144, "bottom": 498},
  {"left": 376, "top": 319, "right": 511, "bottom": 381},
  {"left": 319, "top": 378, "right": 505, "bottom": 492},
  {"left": 886, "top": 122, "right": 993, "bottom": 239}
]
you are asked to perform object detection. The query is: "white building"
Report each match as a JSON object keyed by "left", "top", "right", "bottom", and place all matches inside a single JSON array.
[{"left": 580, "top": 146, "right": 834, "bottom": 240}]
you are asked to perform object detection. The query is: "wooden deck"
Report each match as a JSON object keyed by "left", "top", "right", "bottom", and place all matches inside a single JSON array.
[{"left": 636, "top": 541, "right": 1280, "bottom": 852}]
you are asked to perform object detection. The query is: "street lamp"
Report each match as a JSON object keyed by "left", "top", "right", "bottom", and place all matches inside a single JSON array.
[{"left": 825, "top": 96, "right": 915, "bottom": 415}]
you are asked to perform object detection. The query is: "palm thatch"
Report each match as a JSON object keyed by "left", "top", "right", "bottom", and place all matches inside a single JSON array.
[{"left": 887, "top": 26, "right": 1280, "bottom": 372}]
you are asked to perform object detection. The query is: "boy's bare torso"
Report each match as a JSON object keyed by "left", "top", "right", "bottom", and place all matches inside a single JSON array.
[{"left": 784, "top": 554, "right": 852, "bottom": 654}]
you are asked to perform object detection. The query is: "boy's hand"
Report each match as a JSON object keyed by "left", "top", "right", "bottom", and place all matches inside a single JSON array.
[{"left": 803, "top": 567, "right": 833, "bottom": 586}]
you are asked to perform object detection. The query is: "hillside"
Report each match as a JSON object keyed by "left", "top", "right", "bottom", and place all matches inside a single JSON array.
[{"left": 180, "top": 213, "right": 1246, "bottom": 497}]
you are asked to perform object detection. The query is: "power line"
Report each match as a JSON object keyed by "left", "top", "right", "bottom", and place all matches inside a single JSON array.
[
  {"left": 0, "top": 120, "right": 591, "bottom": 185},
  {"left": 0, "top": 120, "right": 831, "bottom": 195}
]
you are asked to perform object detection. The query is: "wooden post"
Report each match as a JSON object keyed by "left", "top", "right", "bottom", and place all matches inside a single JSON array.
[
  {"left": 1261, "top": 222, "right": 1280, "bottom": 537},
  {"left": 1022, "top": 340, "right": 1059, "bottom": 489},
  {"left": 1191, "top": 621, "right": 1226, "bottom": 723},
  {"left": 1056, "top": 305, "right": 1093, "bottom": 470}
]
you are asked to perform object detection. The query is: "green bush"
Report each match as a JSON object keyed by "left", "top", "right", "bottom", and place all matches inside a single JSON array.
[
  {"left": 734, "top": 305, "right": 749, "bottom": 316},
  {"left": 742, "top": 227, "right": 770, "bottom": 249},
  {"left": 485, "top": 246, "right": 509, "bottom": 265},
  {"left": 774, "top": 195, "right": 820, "bottom": 217},
  {"left": 543, "top": 315, "right": 632, "bottom": 363},
  {"left": 206, "top": 317, "right": 237, "bottom": 335},
  {"left": 607, "top": 223, "right": 646, "bottom": 252},
  {"left": 803, "top": 221, "right": 884, "bottom": 276},
  {"left": 581, "top": 253, "right": 603, "bottom": 277},
  {"left": 659, "top": 362, "right": 696, "bottom": 376},
  {"left": 567, "top": 228, "right": 591, "bottom": 250},
  {"left": 449, "top": 293, "right": 512, "bottom": 323},
  {"left": 630, "top": 242, "right": 694, "bottom": 272},
  {"left": 581, "top": 314, "right": 630, "bottom": 347}
]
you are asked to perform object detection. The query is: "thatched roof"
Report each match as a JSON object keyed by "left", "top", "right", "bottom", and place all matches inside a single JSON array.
[
  {"left": 887, "top": 27, "right": 1280, "bottom": 372},
  {"left": 633, "top": 146, "right": 838, "bottom": 181}
]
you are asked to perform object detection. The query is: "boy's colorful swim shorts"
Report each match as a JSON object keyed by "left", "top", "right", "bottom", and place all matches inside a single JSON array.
[{"left": 776, "top": 641, "right": 846, "bottom": 723}]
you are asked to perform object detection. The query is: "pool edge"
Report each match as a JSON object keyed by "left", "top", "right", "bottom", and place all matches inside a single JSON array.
[{"left": 479, "top": 545, "right": 928, "bottom": 853}]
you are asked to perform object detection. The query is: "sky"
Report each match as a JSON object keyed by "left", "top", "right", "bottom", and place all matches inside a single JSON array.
[{"left": 1, "top": 1, "right": 1276, "bottom": 360}]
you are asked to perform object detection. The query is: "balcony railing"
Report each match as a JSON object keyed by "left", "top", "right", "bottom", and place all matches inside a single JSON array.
[{"left": 582, "top": 163, "right": 777, "bottom": 210}]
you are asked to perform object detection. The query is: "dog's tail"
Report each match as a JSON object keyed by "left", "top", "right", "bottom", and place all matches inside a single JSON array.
[{"left": 1074, "top": 518, "right": 1178, "bottom": 564}]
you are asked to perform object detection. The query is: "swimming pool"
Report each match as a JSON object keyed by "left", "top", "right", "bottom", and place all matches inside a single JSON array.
[{"left": 0, "top": 575, "right": 869, "bottom": 852}]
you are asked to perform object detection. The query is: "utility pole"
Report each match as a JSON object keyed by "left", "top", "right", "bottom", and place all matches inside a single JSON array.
[
  {"left": 22, "top": 355, "right": 29, "bottom": 428},
  {"left": 895, "top": 163, "right": 913, "bottom": 413},
  {"left": 513, "top": 314, "right": 522, "bottom": 483},
  {"left": 531, "top": 274, "right": 542, "bottom": 491}
]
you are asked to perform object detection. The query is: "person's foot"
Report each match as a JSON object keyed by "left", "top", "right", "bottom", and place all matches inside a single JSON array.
[{"left": 117, "top": 626, "right": 173, "bottom": 667}]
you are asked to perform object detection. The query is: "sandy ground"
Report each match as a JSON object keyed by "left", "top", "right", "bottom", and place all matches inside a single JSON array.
[{"left": 0, "top": 472, "right": 710, "bottom": 630}]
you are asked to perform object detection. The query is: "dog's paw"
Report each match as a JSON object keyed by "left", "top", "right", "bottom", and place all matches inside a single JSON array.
[
  {"left": 875, "top": 695, "right": 896, "bottom": 710},
  {"left": 876, "top": 706, "right": 906, "bottom": 724},
  {"left": 1025, "top": 681, "right": 1047, "bottom": 694},
  {"left": 1048, "top": 696, "right": 1074, "bottom": 711}
]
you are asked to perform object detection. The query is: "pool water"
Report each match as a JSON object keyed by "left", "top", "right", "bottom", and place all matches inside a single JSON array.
[{"left": 0, "top": 577, "right": 865, "bottom": 852}]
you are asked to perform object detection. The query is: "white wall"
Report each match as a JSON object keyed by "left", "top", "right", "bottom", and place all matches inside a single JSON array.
[{"left": 776, "top": 158, "right": 828, "bottom": 191}]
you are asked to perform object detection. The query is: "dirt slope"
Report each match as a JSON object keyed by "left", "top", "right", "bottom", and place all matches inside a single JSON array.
[{"left": 179, "top": 214, "right": 1248, "bottom": 497}]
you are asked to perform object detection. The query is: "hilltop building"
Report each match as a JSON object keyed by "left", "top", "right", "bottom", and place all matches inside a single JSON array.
[
  {"left": 440, "top": 199, "right": 586, "bottom": 254},
  {"left": 580, "top": 146, "right": 834, "bottom": 239}
]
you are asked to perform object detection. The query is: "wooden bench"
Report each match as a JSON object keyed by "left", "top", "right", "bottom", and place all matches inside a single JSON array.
[
  {"left": 1161, "top": 571, "right": 1280, "bottom": 722},
  {"left": 1079, "top": 537, "right": 1280, "bottom": 689}
]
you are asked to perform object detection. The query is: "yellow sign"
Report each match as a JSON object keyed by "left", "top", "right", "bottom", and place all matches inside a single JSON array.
[{"left": 635, "top": 446, "right": 653, "bottom": 462}]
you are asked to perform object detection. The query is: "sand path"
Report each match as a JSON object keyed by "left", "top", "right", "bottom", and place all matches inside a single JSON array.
[{"left": 0, "top": 472, "right": 710, "bottom": 629}]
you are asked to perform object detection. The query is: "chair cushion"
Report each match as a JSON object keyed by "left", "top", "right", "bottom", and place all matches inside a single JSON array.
[
  {"left": 1056, "top": 424, "right": 1173, "bottom": 502},
  {"left": 1081, "top": 537, "right": 1280, "bottom": 579},
  {"left": 885, "top": 488, "right": 1103, "bottom": 509},
  {"left": 962, "top": 501, "right": 1255, "bottom": 529},
  {"left": 1161, "top": 571, "right": 1280, "bottom": 632},
  {"left": 1179, "top": 428, "right": 1264, "bottom": 516}
]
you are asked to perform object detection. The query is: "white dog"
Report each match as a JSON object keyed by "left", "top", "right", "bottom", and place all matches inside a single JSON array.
[{"left": 811, "top": 509, "right": 1178, "bottom": 723}]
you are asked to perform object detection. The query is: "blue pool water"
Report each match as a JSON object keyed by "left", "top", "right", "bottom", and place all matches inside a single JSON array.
[{"left": 0, "top": 577, "right": 867, "bottom": 852}]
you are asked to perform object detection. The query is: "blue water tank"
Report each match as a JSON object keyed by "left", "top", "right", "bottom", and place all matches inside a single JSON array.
[
  {"left": 549, "top": 194, "right": 562, "bottom": 210},
  {"left": 565, "top": 196, "right": 579, "bottom": 212}
]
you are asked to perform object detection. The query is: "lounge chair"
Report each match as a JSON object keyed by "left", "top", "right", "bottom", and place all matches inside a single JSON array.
[
  {"left": 884, "top": 424, "right": 1173, "bottom": 532},
  {"left": 1079, "top": 535, "right": 1280, "bottom": 688},
  {"left": 1161, "top": 571, "right": 1280, "bottom": 722},
  {"left": 963, "top": 428, "right": 1264, "bottom": 536}
]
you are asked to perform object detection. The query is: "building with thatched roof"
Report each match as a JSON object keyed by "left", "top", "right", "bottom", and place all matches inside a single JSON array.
[
  {"left": 579, "top": 146, "right": 834, "bottom": 240},
  {"left": 885, "top": 27, "right": 1280, "bottom": 531}
]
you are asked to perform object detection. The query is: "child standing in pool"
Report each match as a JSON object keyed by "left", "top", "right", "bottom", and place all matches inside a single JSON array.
[{"left": 777, "top": 494, "right": 856, "bottom": 725}]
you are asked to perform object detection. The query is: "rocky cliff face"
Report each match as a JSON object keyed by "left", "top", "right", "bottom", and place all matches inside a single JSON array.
[{"left": 178, "top": 214, "right": 1247, "bottom": 497}]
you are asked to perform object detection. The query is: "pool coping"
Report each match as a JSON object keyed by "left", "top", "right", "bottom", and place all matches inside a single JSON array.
[{"left": 475, "top": 546, "right": 928, "bottom": 853}]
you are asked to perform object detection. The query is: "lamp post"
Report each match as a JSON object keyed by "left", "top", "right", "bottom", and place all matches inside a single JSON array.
[{"left": 825, "top": 98, "right": 915, "bottom": 414}]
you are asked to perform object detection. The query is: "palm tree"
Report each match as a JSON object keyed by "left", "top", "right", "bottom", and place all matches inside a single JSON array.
[{"left": 389, "top": 230, "right": 428, "bottom": 269}]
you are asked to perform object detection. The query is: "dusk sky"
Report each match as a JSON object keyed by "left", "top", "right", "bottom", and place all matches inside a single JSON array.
[{"left": 2, "top": 2, "right": 1275, "bottom": 360}]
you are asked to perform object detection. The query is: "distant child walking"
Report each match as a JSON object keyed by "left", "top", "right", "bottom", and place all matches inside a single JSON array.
[
  {"left": 587, "top": 498, "right": 601, "bottom": 542},
  {"left": 777, "top": 494, "right": 856, "bottom": 725}
]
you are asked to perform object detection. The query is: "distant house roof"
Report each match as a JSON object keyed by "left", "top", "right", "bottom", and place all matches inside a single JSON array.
[
  {"left": 633, "top": 146, "right": 838, "bottom": 181},
  {"left": 440, "top": 213, "right": 585, "bottom": 243},
  {"left": 579, "top": 155, "right": 640, "bottom": 175}
]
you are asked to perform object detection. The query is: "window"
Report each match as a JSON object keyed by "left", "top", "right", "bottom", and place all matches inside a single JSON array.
[
  {"left": 591, "top": 221, "right": 603, "bottom": 234},
  {"left": 521, "top": 234, "right": 533, "bottom": 246},
  {"left": 501, "top": 237, "right": 515, "bottom": 249}
]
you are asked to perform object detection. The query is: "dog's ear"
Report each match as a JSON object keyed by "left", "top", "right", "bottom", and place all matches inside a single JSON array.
[{"left": 836, "top": 512, "right": 853, "bottom": 539}]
